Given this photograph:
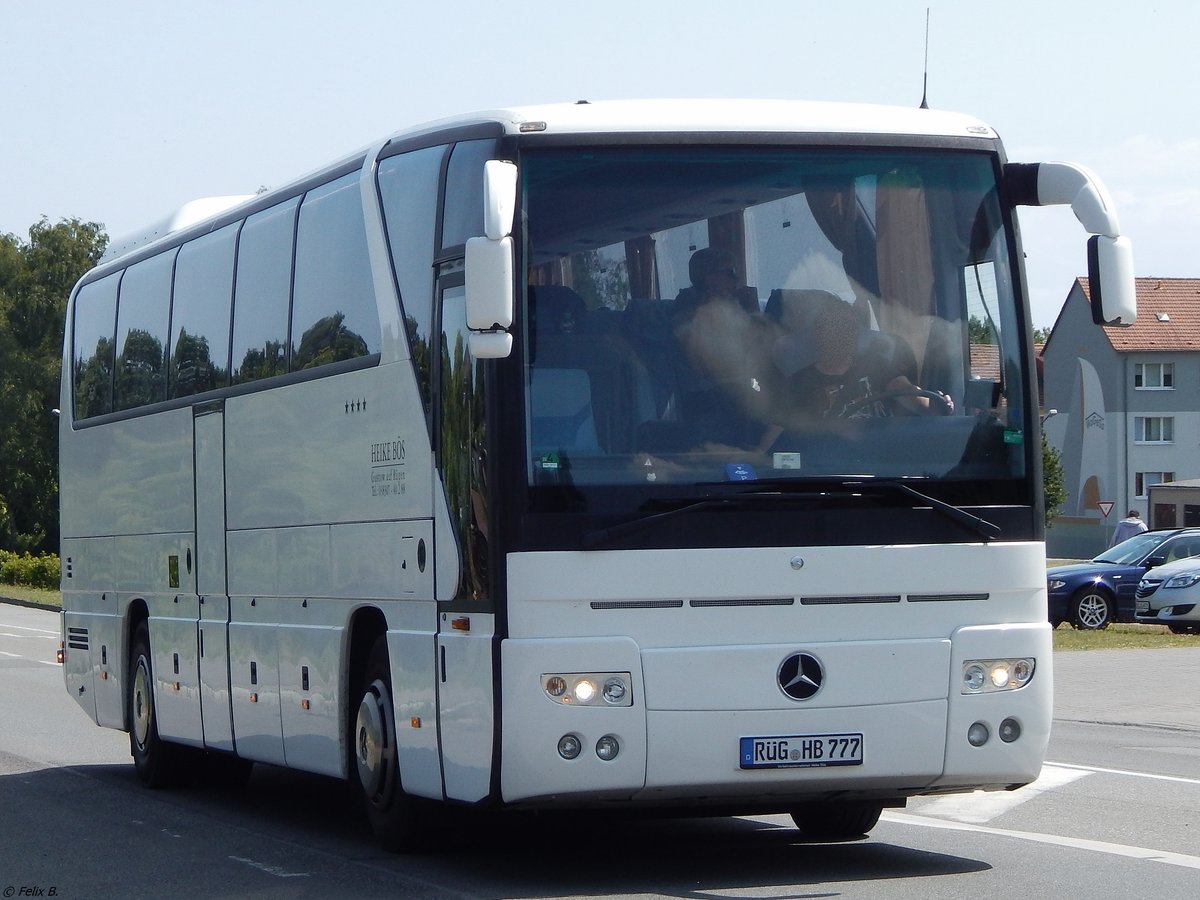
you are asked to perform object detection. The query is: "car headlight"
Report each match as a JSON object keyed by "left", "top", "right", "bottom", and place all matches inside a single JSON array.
[
  {"left": 1047, "top": 579, "right": 1067, "bottom": 592},
  {"left": 1164, "top": 572, "right": 1200, "bottom": 589},
  {"left": 542, "top": 672, "right": 633, "bottom": 707},
  {"left": 961, "top": 658, "right": 1035, "bottom": 694}
]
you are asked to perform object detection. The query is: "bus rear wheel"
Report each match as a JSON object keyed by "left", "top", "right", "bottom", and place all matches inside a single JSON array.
[
  {"left": 353, "top": 635, "right": 424, "bottom": 851},
  {"left": 790, "top": 801, "right": 883, "bottom": 840},
  {"left": 128, "top": 621, "right": 183, "bottom": 787}
]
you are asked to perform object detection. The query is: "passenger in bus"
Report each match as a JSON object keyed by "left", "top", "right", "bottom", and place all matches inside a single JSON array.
[
  {"left": 789, "top": 299, "right": 952, "bottom": 419},
  {"left": 671, "top": 248, "right": 782, "bottom": 450}
]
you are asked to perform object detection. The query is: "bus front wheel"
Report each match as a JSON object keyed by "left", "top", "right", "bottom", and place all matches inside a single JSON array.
[
  {"left": 128, "top": 621, "right": 183, "bottom": 787},
  {"left": 790, "top": 801, "right": 883, "bottom": 840},
  {"left": 354, "top": 635, "right": 424, "bottom": 851}
]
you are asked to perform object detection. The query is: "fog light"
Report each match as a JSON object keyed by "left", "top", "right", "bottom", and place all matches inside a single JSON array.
[
  {"left": 595, "top": 734, "right": 620, "bottom": 761},
  {"left": 998, "top": 717, "right": 1021, "bottom": 743},
  {"left": 558, "top": 734, "right": 582, "bottom": 760},
  {"left": 968, "top": 722, "right": 989, "bottom": 747}
]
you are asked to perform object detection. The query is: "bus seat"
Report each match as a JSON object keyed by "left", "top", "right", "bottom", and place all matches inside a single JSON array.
[{"left": 530, "top": 367, "right": 600, "bottom": 452}]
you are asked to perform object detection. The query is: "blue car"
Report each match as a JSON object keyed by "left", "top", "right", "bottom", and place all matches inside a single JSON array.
[{"left": 1047, "top": 528, "right": 1200, "bottom": 629}]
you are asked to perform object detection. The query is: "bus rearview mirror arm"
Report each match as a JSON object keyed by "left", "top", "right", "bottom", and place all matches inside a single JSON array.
[
  {"left": 1005, "top": 161, "right": 1137, "bottom": 327},
  {"left": 465, "top": 161, "right": 518, "bottom": 359}
]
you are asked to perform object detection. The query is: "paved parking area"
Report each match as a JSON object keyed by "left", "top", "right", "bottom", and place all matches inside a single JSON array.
[{"left": 1054, "top": 646, "right": 1200, "bottom": 731}]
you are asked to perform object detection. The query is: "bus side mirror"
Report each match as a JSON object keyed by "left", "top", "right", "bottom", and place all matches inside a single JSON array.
[
  {"left": 465, "top": 160, "right": 518, "bottom": 359},
  {"left": 1006, "top": 160, "right": 1137, "bottom": 327},
  {"left": 1087, "top": 234, "right": 1137, "bottom": 326}
]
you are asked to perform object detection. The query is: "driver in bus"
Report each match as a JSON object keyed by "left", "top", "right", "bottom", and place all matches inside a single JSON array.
[
  {"left": 672, "top": 248, "right": 782, "bottom": 451},
  {"left": 789, "top": 298, "right": 953, "bottom": 419}
]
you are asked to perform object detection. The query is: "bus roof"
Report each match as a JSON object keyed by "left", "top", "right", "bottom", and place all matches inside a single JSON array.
[
  {"left": 97, "top": 99, "right": 998, "bottom": 266},
  {"left": 404, "top": 98, "right": 999, "bottom": 142}
]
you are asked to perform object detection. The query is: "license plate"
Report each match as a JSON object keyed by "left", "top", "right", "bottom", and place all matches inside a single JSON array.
[
  {"left": 1136, "top": 600, "right": 1149, "bottom": 613},
  {"left": 740, "top": 733, "right": 864, "bottom": 769}
]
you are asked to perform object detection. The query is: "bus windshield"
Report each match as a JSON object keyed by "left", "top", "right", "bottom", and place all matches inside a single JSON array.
[{"left": 520, "top": 146, "right": 1026, "bottom": 493}]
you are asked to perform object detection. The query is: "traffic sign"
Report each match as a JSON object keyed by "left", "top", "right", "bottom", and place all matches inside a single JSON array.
[{"left": 1098, "top": 501, "right": 1115, "bottom": 518}]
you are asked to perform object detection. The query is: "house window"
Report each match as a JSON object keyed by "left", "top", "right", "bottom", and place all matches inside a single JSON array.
[
  {"left": 1136, "top": 471, "right": 1175, "bottom": 498},
  {"left": 1134, "top": 362, "right": 1174, "bottom": 389},
  {"left": 1135, "top": 416, "right": 1174, "bottom": 443}
]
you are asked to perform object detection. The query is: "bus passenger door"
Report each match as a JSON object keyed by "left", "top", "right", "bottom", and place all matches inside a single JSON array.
[
  {"left": 194, "top": 402, "right": 234, "bottom": 752},
  {"left": 435, "top": 279, "right": 496, "bottom": 803}
]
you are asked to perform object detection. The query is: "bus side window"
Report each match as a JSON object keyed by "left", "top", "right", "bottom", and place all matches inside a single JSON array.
[
  {"left": 438, "top": 283, "right": 489, "bottom": 603},
  {"left": 440, "top": 140, "right": 495, "bottom": 252},
  {"left": 72, "top": 274, "right": 120, "bottom": 420},
  {"left": 291, "top": 173, "right": 381, "bottom": 371},
  {"left": 113, "top": 251, "right": 175, "bottom": 412},
  {"left": 377, "top": 144, "right": 449, "bottom": 430},
  {"left": 230, "top": 198, "right": 298, "bottom": 384},
  {"left": 169, "top": 223, "right": 238, "bottom": 399}
]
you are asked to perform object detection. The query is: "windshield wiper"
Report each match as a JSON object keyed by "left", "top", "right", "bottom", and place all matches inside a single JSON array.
[
  {"left": 580, "top": 492, "right": 815, "bottom": 550},
  {"left": 841, "top": 478, "right": 1001, "bottom": 541},
  {"left": 580, "top": 478, "right": 1000, "bottom": 549}
]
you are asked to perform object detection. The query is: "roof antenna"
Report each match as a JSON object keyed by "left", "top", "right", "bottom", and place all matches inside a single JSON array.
[{"left": 919, "top": 8, "right": 931, "bottom": 110}]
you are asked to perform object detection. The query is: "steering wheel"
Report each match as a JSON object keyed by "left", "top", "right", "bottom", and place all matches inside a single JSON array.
[{"left": 834, "top": 388, "right": 951, "bottom": 418}]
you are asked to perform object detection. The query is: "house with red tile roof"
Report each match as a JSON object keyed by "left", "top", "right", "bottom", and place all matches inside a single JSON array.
[{"left": 1042, "top": 277, "right": 1200, "bottom": 558}]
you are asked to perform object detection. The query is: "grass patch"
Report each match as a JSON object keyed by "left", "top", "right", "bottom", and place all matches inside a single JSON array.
[
  {"left": 1053, "top": 622, "right": 1198, "bottom": 650},
  {"left": 0, "top": 584, "right": 61, "bottom": 609}
]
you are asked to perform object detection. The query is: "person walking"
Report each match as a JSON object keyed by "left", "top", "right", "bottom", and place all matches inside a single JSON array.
[{"left": 1110, "top": 509, "right": 1148, "bottom": 546}]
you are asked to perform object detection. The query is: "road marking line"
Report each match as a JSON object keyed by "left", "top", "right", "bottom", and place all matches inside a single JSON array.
[
  {"left": 1046, "top": 760, "right": 1200, "bottom": 786},
  {"left": 884, "top": 811, "right": 1200, "bottom": 870},
  {"left": 913, "top": 765, "right": 1088, "bottom": 823},
  {"left": 229, "top": 856, "right": 310, "bottom": 878},
  {"left": 0, "top": 650, "right": 59, "bottom": 666},
  {"left": 0, "top": 623, "right": 59, "bottom": 635}
]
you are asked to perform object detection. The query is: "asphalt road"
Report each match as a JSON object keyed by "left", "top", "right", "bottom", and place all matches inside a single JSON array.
[{"left": 2, "top": 600, "right": 1198, "bottom": 899}]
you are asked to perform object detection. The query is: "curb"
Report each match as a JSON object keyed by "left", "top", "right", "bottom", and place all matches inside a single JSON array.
[{"left": 0, "top": 595, "right": 59, "bottom": 613}]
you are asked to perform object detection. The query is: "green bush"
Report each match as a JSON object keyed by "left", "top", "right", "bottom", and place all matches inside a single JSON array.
[{"left": 0, "top": 551, "right": 60, "bottom": 590}]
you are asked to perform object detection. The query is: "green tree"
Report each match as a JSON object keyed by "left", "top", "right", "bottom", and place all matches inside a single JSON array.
[
  {"left": 0, "top": 218, "right": 107, "bottom": 552},
  {"left": 1042, "top": 432, "right": 1067, "bottom": 528}
]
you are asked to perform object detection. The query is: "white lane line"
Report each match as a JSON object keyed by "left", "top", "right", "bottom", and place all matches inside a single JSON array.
[
  {"left": 0, "top": 649, "right": 59, "bottom": 666},
  {"left": 913, "top": 764, "right": 1088, "bottom": 824},
  {"left": 229, "top": 856, "right": 310, "bottom": 878},
  {"left": 1046, "top": 760, "right": 1200, "bottom": 787},
  {"left": 884, "top": 811, "right": 1200, "bottom": 870},
  {"left": 0, "top": 623, "right": 59, "bottom": 636}
]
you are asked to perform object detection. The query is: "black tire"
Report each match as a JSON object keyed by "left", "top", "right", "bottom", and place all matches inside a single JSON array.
[
  {"left": 1070, "top": 588, "right": 1114, "bottom": 630},
  {"left": 128, "top": 620, "right": 184, "bottom": 787},
  {"left": 1168, "top": 624, "right": 1199, "bottom": 635},
  {"left": 790, "top": 801, "right": 883, "bottom": 839},
  {"left": 352, "top": 635, "right": 426, "bottom": 851}
]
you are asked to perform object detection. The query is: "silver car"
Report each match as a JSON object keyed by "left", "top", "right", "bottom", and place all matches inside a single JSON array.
[{"left": 1135, "top": 558, "right": 1200, "bottom": 634}]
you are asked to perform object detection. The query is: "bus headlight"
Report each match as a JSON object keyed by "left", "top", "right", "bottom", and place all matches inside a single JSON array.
[
  {"left": 542, "top": 672, "right": 633, "bottom": 707},
  {"left": 961, "top": 658, "right": 1035, "bottom": 693}
]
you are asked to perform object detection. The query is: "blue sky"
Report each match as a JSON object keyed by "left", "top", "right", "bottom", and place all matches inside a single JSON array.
[{"left": 3, "top": 0, "right": 1195, "bottom": 327}]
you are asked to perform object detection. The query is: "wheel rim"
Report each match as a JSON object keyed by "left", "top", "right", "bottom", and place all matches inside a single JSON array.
[
  {"left": 132, "top": 655, "right": 152, "bottom": 750},
  {"left": 355, "top": 678, "right": 395, "bottom": 806},
  {"left": 1077, "top": 593, "right": 1109, "bottom": 628}
]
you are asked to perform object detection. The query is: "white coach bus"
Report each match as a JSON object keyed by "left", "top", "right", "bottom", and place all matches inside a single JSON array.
[{"left": 60, "top": 99, "right": 1134, "bottom": 848}]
